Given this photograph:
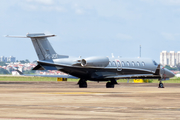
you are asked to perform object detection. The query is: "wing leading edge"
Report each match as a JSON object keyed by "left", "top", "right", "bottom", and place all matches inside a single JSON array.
[{"left": 14, "top": 68, "right": 78, "bottom": 79}]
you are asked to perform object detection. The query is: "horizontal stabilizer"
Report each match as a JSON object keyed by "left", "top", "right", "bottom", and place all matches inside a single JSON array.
[
  {"left": 27, "top": 33, "right": 56, "bottom": 38},
  {"left": 7, "top": 33, "right": 69, "bottom": 60},
  {"left": 6, "top": 33, "right": 56, "bottom": 38}
]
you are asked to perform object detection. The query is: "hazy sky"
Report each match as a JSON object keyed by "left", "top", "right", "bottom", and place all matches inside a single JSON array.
[{"left": 1, "top": 0, "right": 180, "bottom": 62}]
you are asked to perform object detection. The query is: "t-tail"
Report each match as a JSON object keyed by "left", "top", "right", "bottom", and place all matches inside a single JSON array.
[{"left": 7, "top": 33, "right": 69, "bottom": 61}]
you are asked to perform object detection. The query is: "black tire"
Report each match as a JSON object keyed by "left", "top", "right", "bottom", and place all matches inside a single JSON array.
[
  {"left": 106, "top": 82, "right": 114, "bottom": 88},
  {"left": 79, "top": 82, "right": 87, "bottom": 88},
  {"left": 159, "top": 83, "right": 164, "bottom": 88}
]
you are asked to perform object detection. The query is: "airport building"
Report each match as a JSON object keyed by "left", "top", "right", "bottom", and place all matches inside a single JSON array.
[{"left": 160, "top": 51, "right": 180, "bottom": 67}]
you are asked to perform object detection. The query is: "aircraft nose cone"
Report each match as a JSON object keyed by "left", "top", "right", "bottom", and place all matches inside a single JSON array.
[{"left": 166, "top": 70, "right": 175, "bottom": 78}]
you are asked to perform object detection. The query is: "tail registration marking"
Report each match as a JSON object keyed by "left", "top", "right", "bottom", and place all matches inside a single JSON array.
[{"left": 45, "top": 54, "right": 58, "bottom": 59}]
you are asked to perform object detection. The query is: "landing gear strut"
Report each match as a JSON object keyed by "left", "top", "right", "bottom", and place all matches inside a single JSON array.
[
  {"left": 106, "top": 82, "right": 114, "bottom": 88},
  {"left": 106, "top": 79, "right": 118, "bottom": 88},
  {"left": 159, "top": 81, "right": 164, "bottom": 88},
  {"left": 77, "top": 79, "right": 87, "bottom": 88}
]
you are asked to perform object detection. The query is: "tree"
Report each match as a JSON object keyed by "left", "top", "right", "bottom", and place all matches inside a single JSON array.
[
  {"left": 19, "top": 59, "right": 30, "bottom": 64},
  {"left": 0, "top": 68, "right": 9, "bottom": 74},
  {"left": 165, "top": 65, "right": 178, "bottom": 71},
  {"left": 25, "top": 59, "right": 30, "bottom": 63},
  {"left": 176, "top": 63, "right": 180, "bottom": 71},
  {"left": 0, "top": 62, "right": 7, "bottom": 66}
]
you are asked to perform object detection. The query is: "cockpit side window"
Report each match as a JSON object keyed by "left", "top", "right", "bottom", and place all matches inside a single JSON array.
[{"left": 153, "top": 60, "right": 158, "bottom": 66}]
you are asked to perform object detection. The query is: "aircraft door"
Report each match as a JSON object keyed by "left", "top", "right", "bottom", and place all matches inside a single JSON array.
[{"left": 116, "top": 60, "right": 122, "bottom": 71}]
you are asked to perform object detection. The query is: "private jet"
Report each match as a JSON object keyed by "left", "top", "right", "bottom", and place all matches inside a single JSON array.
[{"left": 7, "top": 33, "right": 175, "bottom": 88}]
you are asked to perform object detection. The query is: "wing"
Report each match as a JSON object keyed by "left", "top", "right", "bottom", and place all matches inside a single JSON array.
[{"left": 14, "top": 68, "right": 78, "bottom": 79}]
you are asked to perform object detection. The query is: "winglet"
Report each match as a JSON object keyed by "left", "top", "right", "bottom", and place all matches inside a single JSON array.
[{"left": 13, "top": 67, "right": 24, "bottom": 75}]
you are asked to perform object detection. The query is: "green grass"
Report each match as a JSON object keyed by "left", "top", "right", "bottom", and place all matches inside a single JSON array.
[
  {"left": 0, "top": 76, "right": 179, "bottom": 83},
  {"left": 0, "top": 76, "right": 80, "bottom": 82}
]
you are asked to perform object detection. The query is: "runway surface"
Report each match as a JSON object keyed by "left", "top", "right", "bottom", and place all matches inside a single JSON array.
[{"left": 0, "top": 81, "right": 180, "bottom": 120}]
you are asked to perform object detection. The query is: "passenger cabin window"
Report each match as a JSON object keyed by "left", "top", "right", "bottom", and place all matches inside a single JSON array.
[
  {"left": 117, "top": 61, "right": 121, "bottom": 67},
  {"left": 122, "top": 61, "right": 125, "bottom": 66},
  {"left": 109, "top": 61, "right": 111, "bottom": 66},
  {"left": 137, "top": 62, "right": 140, "bottom": 66},
  {"left": 112, "top": 61, "right": 116, "bottom": 66},
  {"left": 132, "top": 61, "right": 135, "bottom": 66},
  {"left": 153, "top": 60, "right": 158, "bottom": 66},
  {"left": 127, "top": 61, "right": 130, "bottom": 66},
  {"left": 142, "top": 62, "right": 145, "bottom": 66}
]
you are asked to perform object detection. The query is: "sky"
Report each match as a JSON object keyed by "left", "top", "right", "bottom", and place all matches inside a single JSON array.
[{"left": 1, "top": 0, "right": 180, "bottom": 62}]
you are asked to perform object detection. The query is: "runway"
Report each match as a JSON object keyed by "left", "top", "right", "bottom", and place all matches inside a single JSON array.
[{"left": 0, "top": 81, "right": 180, "bottom": 120}]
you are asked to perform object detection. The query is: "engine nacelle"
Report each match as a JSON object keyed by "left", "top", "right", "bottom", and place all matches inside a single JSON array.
[{"left": 81, "top": 56, "right": 109, "bottom": 67}]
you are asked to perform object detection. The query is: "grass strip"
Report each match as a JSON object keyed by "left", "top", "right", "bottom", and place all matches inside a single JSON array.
[{"left": 0, "top": 76, "right": 179, "bottom": 83}]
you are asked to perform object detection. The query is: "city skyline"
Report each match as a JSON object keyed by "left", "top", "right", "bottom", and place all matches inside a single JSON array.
[{"left": 160, "top": 51, "right": 180, "bottom": 67}]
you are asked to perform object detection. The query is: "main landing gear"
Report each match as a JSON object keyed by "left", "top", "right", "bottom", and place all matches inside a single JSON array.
[
  {"left": 77, "top": 78, "right": 118, "bottom": 88},
  {"left": 159, "top": 81, "right": 164, "bottom": 88},
  {"left": 77, "top": 78, "right": 87, "bottom": 88},
  {"left": 106, "top": 79, "right": 118, "bottom": 88}
]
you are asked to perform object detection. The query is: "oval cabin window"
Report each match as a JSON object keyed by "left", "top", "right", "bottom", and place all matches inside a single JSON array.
[
  {"left": 117, "top": 61, "right": 121, "bottom": 67},
  {"left": 112, "top": 61, "right": 116, "bottom": 66},
  {"left": 109, "top": 61, "right": 111, "bottom": 66},
  {"left": 127, "top": 61, "right": 130, "bottom": 66},
  {"left": 132, "top": 61, "right": 135, "bottom": 66},
  {"left": 142, "top": 62, "right": 145, "bottom": 66},
  {"left": 121, "top": 61, "right": 125, "bottom": 66},
  {"left": 137, "top": 62, "right": 140, "bottom": 66}
]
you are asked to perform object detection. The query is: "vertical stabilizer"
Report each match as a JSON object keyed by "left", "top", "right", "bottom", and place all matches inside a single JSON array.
[{"left": 27, "top": 33, "right": 68, "bottom": 61}]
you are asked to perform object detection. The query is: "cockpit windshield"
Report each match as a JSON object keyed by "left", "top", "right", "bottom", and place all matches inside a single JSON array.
[{"left": 153, "top": 60, "right": 158, "bottom": 66}]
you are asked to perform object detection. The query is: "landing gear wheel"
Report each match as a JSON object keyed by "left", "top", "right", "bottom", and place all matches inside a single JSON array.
[
  {"left": 159, "top": 82, "right": 164, "bottom": 88},
  {"left": 79, "top": 81, "right": 87, "bottom": 88},
  {"left": 106, "top": 82, "right": 114, "bottom": 88}
]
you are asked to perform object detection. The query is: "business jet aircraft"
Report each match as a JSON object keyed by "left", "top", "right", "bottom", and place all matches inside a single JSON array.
[{"left": 7, "top": 33, "right": 175, "bottom": 88}]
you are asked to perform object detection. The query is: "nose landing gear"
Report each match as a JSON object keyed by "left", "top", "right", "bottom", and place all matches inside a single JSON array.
[{"left": 159, "top": 81, "right": 164, "bottom": 88}]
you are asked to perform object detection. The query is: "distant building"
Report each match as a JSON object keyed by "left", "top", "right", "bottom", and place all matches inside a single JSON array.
[
  {"left": 160, "top": 51, "right": 180, "bottom": 67},
  {"left": 7, "top": 56, "right": 16, "bottom": 62},
  {"left": 0, "top": 56, "right": 7, "bottom": 62},
  {"left": 0, "top": 56, "right": 16, "bottom": 62}
]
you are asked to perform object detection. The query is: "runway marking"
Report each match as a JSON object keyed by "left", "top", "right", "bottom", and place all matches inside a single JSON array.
[{"left": 40, "top": 92, "right": 107, "bottom": 95}]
